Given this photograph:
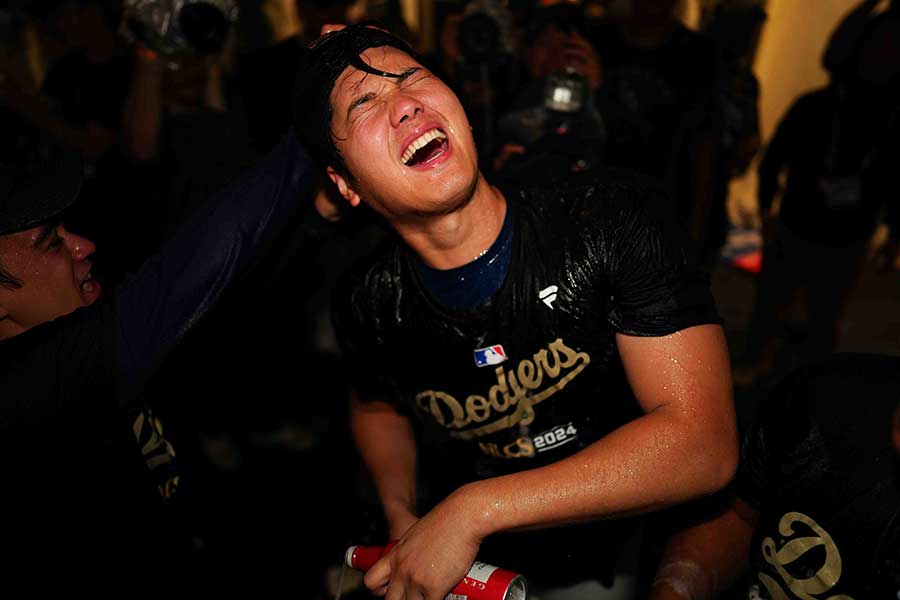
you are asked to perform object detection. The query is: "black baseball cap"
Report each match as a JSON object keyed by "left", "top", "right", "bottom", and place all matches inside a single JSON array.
[{"left": 0, "top": 142, "right": 83, "bottom": 236}]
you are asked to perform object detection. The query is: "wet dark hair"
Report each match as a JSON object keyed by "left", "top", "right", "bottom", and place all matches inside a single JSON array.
[{"left": 292, "top": 24, "right": 419, "bottom": 176}]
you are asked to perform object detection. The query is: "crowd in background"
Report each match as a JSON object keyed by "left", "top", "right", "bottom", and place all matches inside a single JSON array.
[{"left": 0, "top": 0, "right": 898, "bottom": 595}]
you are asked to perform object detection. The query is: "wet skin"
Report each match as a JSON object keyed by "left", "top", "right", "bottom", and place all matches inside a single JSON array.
[
  {"left": 326, "top": 45, "right": 507, "bottom": 270},
  {"left": 0, "top": 223, "right": 100, "bottom": 340}
]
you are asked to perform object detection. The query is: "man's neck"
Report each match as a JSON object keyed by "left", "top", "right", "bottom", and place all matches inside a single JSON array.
[{"left": 396, "top": 172, "right": 507, "bottom": 270}]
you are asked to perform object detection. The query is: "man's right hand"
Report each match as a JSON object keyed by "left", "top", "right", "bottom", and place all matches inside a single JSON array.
[{"left": 365, "top": 489, "right": 484, "bottom": 599}]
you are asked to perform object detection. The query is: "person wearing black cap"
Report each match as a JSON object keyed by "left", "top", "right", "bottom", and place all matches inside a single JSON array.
[
  {"left": 650, "top": 353, "right": 900, "bottom": 600},
  {"left": 0, "top": 131, "right": 319, "bottom": 577},
  {"left": 296, "top": 25, "right": 737, "bottom": 600},
  {"left": 0, "top": 144, "right": 100, "bottom": 336}
]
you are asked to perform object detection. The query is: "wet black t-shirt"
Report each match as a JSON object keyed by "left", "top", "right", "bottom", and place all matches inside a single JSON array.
[
  {"left": 333, "top": 170, "right": 721, "bottom": 584},
  {"left": 737, "top": 354, "right": 900, "bottom": 599}
]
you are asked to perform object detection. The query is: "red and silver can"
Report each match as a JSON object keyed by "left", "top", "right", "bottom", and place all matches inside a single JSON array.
[{"left": 345, "top": 543, "right": 528, "bottom": 600}]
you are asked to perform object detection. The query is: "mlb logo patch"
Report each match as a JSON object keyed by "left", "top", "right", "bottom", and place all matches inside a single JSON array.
[{"left": 474, "top": 345, "right": 508, "bottom": 367}]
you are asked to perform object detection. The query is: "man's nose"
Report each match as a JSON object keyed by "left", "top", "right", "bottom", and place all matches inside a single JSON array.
[
  {"left": 60, "top": 226, "right": 96, "bottom": 261},
  {"left": 390, "top": 92, "right": 424, "bottom": 128}
]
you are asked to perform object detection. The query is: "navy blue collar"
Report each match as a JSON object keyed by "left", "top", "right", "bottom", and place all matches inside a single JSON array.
[{"left": 415, "top": 205, "right": 513, "bottom": 310}]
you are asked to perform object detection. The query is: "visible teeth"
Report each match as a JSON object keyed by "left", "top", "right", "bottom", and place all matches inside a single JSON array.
[{"left": 401, "top": 129, "right": 447, "bottom": 165}]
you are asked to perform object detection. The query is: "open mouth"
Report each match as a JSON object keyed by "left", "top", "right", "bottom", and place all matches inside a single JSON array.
[
  {"left": 401, "top": 128, "right": 449, "bottom": 166},
  {"left": 80, "top": 269, "right": 100, "bottom": 298}
]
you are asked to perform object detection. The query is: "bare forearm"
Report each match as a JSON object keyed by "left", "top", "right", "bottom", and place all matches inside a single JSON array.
[
  {"left": 123, "top": 47, "right": 164, "bottom": 161},
  {"left": 455, "top": 325, "right": 736, "bottom": 537},
  {"left": 649, "top": 501, "right": 755, "bottom": 600},
  {"left": 350, "top": 394, "right": 418, "bottom": 533},
  {"left": 451, "top": 404, "right": 737, "bottom": 538},
  {"left": 360, "top": 327, "right": 737, "bottom": 600}
]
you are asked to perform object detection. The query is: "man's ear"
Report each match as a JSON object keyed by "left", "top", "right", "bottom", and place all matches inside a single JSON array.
[{"left": 327, "top": 166, "right": 362, "bottom": 208}]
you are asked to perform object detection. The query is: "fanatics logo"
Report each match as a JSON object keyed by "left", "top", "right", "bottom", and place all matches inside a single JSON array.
[
  {"left": 539, "top": 285, "right": 558, "bottom": 309},
  {"left": 474, "top": 345, "right": 508, "bottom": 367}
]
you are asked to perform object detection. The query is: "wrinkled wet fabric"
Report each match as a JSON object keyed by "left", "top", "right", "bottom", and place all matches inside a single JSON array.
[{"left": 333, "top": 169, "right": 720, "bottom": 584}]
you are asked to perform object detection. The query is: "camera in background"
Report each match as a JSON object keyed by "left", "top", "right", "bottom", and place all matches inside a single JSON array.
[{"left": 122, "top": 0, "right": 237, "bottom": 56}]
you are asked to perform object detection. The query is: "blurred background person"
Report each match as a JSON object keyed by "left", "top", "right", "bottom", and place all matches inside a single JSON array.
[
  {"left": 0, "top": 0, "right": 152, "bottom": 279},
  {"left": 699, "top": 2, "right": 764, "bottom": 269},
  {"left": 593, "top": 0, "right": 720, "bottom": 249},
  {"left": 119, "top": 2, "right": 386, "bottom": 588},
  {"left": 492, "top": 2, "right": 608, "bottom": 184},
  {"left": 735, "top": 1, "right": 900, "bottom": 387}
]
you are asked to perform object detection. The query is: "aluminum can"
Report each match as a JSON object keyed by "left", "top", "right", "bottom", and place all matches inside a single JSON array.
[{"left": 345, "top": 543, "right": 528, "bottom": 600}]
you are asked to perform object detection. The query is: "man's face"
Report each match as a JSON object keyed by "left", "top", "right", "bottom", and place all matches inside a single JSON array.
[
  {"left": 327, "top": 46, "right": 480, "bottom": 220},
  {"left": 0, "top": 223, "right": 100, "bottom": 337}
]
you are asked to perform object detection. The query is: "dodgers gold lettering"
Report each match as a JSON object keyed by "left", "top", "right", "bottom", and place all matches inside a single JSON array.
[
  {"left": 415, "top": 390, "right": 469, "bottom": 428},
  {"left": 550, "top": 338, "right": 584, "bottom": 370},
  {"left": 503, "top": 436, "right": 536, "bottom": 458},
  {"left": 758, "top": 511, "right": 853, "bottom": 600},
  {"left": 415, "top": 339, "right": 591, "bottom": 441},
  {"left": 465, "top": 395, "right": 491, "bottom": 423},
  {"left": 488, "top": 366, "right": 511, "bottom": 412},
  {"left": 517, "top": 358, "right": 543, "bottom": 390},
  {"left": 534, "top": 347, "right": 561, "bottom": 378}
]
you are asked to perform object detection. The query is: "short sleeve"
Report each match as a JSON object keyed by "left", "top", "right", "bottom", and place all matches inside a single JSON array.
[
  {"left": 600, "top": 178, "right": 722, "bottom": 336},
  {"left": 331, "top": 261, "right": 402, "bottom": 404}
]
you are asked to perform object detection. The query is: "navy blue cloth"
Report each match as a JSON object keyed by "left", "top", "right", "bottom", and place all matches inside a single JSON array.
[
  {"left": 0, "top": 133, "right": 317, "bottom": 571},
  {"left": 415, "top": 205, "right": 513, "bottom": 310},
  {"left": 113, "top": 133, "right": 317, "bottom": 404}
]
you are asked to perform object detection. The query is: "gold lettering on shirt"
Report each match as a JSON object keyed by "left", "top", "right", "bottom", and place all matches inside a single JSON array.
[
  {"left": 414, "top": 338, "right": 590, "bottom": 440},
  {"left": 758, "top": 511, "right": 854, "bottom": 600},
  {"left": 479, "top": 436, "right": 536, "bottom": 459},
  {"left": 132, "top": 409, "right": 180, "bottom": 500}
]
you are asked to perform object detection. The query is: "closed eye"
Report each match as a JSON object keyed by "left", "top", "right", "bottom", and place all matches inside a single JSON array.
[
  {"left": 33, "top": 223, "right": 62, "bottom": 251},
  {"left": 345, "top": 67, "right": 429, "bottom": 121},
  {"left": 347, "top": 92, "right": 377, "bottom": 120},
  {"left": 396, "top": 67, "right": 423, "bottom": 85}
]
